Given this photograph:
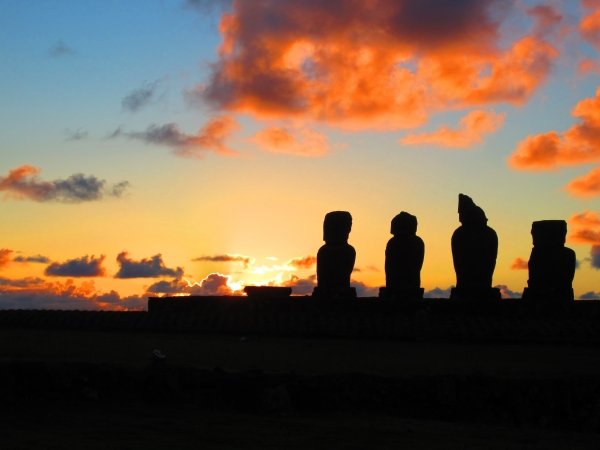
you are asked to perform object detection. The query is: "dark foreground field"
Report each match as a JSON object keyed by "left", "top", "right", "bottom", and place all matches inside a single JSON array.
[
  {"left": 3, "top": 403, "right": 599, "bottom": 450},
  {"left": 1, "top": 306, "right": 600, "bottom": 449}
]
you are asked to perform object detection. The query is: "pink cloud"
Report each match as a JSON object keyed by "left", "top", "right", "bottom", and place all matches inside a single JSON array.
[
  {"left": 251, "top": 126, "right": 330, "bottom": 156},
  {"left": 400, "top": 110, "right": 505, "bottom": 148},
  {"left": 510, "top": 257, "right": 528, "bottom": 270}
]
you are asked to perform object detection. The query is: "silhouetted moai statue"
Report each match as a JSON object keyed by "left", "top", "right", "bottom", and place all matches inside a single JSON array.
[
  {"left": 380, "top": 212, "right": 425, "bottom": 301},
  {"left": 313, "top": 211, "right": 357, "bottom": 299},
  {"left": 450, "top": 194, "right": 500, "bottom": 301},
  {"left": 522, "top": 220, "right": 576, "bottom": 308}
]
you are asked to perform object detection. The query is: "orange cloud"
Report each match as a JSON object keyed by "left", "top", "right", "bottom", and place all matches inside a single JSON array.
[
  {"left": 570, "top": 229, "right": 600, "bottom": 245},
  {"left": 566, "top": 166, "right": 600, "bottom": 197},
  {"left": 570, "top": 210, "right": 600, "bottom": 227},
  {"left": 581, "top": 7, "right": 600, "bottom": 50},
  {"left": 578, "top": 58, "right": 600, "bottom": 76},
  {"left": 0, "top": 249, "right": 13, "bottom": 269},
  {"left": 569, "top": 210, "right": 600, "bottom": 245},
  {"left": 251, "top": 127, "right": 330, "bottom": 156},
  {"left": 510, "top": 257, "right": 528, "bottom": 270},
  {"left": 287, "top": 255, "right": 317, "bottom": 269},
  {"left": 509, "top": 88, "right": 600, "bottom": 169},
  {"left": 197, "top": 1, "right": 556, "bottom": 130},
  {"left": 0, "top": 277, "right": 145, "bottom": 311},
  {"left": 400, "top": 110, "right": 505, "bottom": 148}
]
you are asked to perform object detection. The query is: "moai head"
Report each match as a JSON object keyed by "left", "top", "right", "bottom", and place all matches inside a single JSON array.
[
  {"left": 391, "top": 211, "right": 417, "bottom": 236},
  {"left": 531, "top": 220, "right": 567, "bottom": 248},
  {"left": 323, "top": 211, "right": 352, "bottom": 244},
  {"left": 458, "top": 194, "right": 487, "bottom": 227}
]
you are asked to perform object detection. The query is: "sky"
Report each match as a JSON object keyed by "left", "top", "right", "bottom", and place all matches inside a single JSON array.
[{"left": 1, "top": 0, "right": 600, "bottom": 310}]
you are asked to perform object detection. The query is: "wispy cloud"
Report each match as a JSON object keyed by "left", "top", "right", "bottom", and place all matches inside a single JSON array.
[
  {"left": 48, "top": 40, "right": 76, "bottom": 58},
  {"left": 400, "top": 110, "right": 505, "bottom": 148},
  {"left": 121, "top": 80, "right": 160, "bottom": 112},
  {"left": 112, "top": 116, "right": 239, "bottom": 157},
  {"left": 65, "top": 129, "right": 89, "bottom": 142},
  {"left": 0, "top": 165, "right": 129, "bottom": 203},
  {"left": 250, "top": 126, "right": 331, "bottom": 156}
]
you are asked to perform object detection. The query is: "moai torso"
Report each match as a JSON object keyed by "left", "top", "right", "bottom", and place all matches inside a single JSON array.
[
  {"left": 451, "top": 194, "right": 498, "bottom": 290},
  {"left": 316, "top": 211, "right": 356, "bottom": 290},
  {"left": 527, "top": 220, "right": 576, "bottom": 293},
  {"left": 385, "top": 212, "right": 424, "bottom": 291}
]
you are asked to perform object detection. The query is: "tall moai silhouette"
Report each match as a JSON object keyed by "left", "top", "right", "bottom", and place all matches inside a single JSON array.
[
  {"left": 313, "top": 211, "right": 357, "bottom": 299},
  {"left": 380, "top": 212, "right": 425, "bottom": 301},
  {"left": 522, "top": 220, "right": 576, "bottom": 308},
  {"left": 450, "top": 194, "right": 500, "bottom": 301}
]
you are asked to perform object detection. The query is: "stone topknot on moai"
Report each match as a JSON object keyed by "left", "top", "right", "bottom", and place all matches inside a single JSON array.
[
  {"left": 313, "top": 211, "right": 357, "bottom": 299},
  {"left": 522, "top": 220, "right": 576, "bottom": 307},
  {"left": 450, "top": 194, "right": 500, "bottom": 301},
  {"left": 380, "top": 212, "right": 425, "bottom": 301}
]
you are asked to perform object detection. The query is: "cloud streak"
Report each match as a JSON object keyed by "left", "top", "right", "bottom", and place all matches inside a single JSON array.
[
  {"left": 192, "top": 254, "right": 253, "bottom": 268},
  {"left": 13, "top": 254, "right": 51, "bottom": 264},
  {"left": 0, "top": 165, "right": 129, "bottom": 203}
]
